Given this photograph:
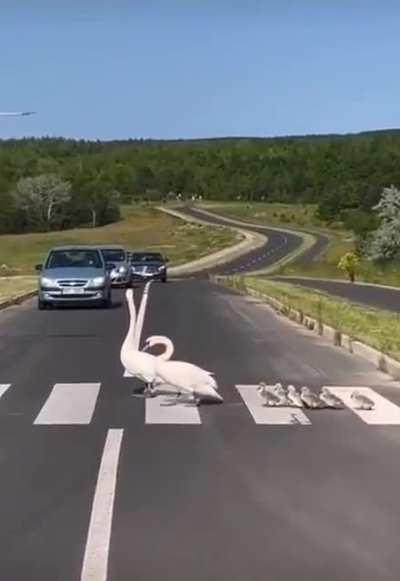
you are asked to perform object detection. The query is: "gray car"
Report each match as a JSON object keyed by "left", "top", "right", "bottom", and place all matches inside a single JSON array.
[
  {"left": 36, "top": 246, "right": 112, "bottom": 309},
  {"left": 98, "top": 245, "right": 131, "bottom": 287}
]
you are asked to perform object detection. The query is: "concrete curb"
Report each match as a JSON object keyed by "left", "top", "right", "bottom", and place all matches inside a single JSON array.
[
  {"left": 157, "top": 206, "right": 267, "bottom": 275},
  {"left": 213, "top": 276, "right": 400, "bottom": 381},
  {"left": 0, "top": 289, "right": 37, "bottom": 311}
]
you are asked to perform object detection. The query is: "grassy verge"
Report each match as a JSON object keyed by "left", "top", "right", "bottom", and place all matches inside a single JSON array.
[
  {"left": 0, "top": 205, "right": 238, "bottom": 274},
  {"left": 205, "top": 201, "right": 400, "bottom": 287},
  {"left": 0, "top": 276, "right": 37, "bottom": 304},
  {"left": 222, "top": 276, "right": 400, "bottom": 361}
]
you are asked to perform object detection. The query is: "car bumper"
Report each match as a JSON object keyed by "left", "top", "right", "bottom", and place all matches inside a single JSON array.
[
  {"left": 39, "top": 288, "right": 108, "bottom": 303},
  {"left": 131, "top": 272, "right": 166, "bottom": 281}
]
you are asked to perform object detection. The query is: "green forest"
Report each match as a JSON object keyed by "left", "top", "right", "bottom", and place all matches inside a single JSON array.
[{"left": 1, "top": 129, "right": 400, "bottom": 236}]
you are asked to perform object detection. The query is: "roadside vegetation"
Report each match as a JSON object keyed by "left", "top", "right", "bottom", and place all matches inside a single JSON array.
[
  {"left": 0, "top": 206, "right": 237, "bottom": 274},
  {"left": 223, "top": 276, "right": 400, "bottom": 361},
  {"left": 1, "top": 130, "right": 400, "bottom": 236},
  {"left": 206, "top": 201, "right": 400, "bottom": 287},
  {"left": 0, "top": 276, "right": 37, "bottom": 304}
]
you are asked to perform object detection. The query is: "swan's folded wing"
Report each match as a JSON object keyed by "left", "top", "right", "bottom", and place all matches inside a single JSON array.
[{"left": 156, "top": 360, "right": 218, "bottom": 391}]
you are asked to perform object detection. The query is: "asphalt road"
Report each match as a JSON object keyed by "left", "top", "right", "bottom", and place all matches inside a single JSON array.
[
  {"left": 181, "top": 206, "right": 400, "bottom": 312},
  {"left": 179, "top": 206, "right": 306, "bottom": 274},
  {"left": 2, "top": 281, "right": 400, "bottom": 580}
]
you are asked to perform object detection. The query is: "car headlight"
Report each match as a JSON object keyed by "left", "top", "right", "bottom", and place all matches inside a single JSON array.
[
  {"left": 158, "top": 265, "right": 166, "bottom": 271},
  {"left": 118, "top": 266, "right": 127, "bottom": 274},
  {"left": 89, "top": 276, "right": 106, "bottom": 288},
  {"left": 40, "top": 276, "right": 56, "bottom": 288}
]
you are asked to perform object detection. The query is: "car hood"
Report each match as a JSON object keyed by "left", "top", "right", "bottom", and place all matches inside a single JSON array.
[
  {"left": 41, "top": 267, "right": 106, "bottom": 279},
  {"left": 131, "top": 261, "right": 164, "bottom": 268}
]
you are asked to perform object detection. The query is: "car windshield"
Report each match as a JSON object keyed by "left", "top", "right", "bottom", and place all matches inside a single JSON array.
[
  {"left": 131, "top": 253, "right": 163, "bottom": 262},
  {"left": 101, "top": 249, "right": 125, "bottom": 262},
  {"left": 46, "top": 250, "right": 103, "bottom": 269}
]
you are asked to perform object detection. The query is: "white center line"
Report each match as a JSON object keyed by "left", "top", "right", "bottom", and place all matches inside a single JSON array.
[{"left": 81, "top": 429, "right": 124, "bottom": 581}]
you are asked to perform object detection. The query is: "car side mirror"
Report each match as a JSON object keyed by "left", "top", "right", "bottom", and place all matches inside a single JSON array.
[
  {"left": 106, "top": 262, "right": 116, "bottom": 271},
  {"left": 35, "top": 264, "right": 43, "bottom": 272}
]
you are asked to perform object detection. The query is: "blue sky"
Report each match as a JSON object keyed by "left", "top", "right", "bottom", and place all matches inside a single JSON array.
[{"left": 1, "top": 0, "right": 399, "bottom": 139}]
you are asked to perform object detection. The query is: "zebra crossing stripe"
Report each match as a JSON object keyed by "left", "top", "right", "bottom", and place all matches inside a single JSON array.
[
  {"left": 236, "top": 385, "right": 311, "bottom": 425},
  {"left": 0, "top": 384, "right": 11, "bottom": 399},
  {"left": 34, "top": 383, "right": 101, "bottom": 425},
  {"left": 145, "top": 394, "right": 201, "bottom": 424},
  {"left": 328, "top": 387, "right": 400, "bottom": 425}
]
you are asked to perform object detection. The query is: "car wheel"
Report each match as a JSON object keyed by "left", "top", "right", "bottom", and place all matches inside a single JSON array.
[
  {"left": 38, "top": 299, "right": 47, "bottom": 310},
  {"left": 162, "top": 276, "right": 167, "bottom": 283}
]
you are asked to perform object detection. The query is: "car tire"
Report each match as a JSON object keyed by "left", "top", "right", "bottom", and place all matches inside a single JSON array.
[
  {"left": 38, "top": 299, "right": 47, "bottom": 310},
  {"left": 162, "top": 276, "right": 167, "bottom": 283}
]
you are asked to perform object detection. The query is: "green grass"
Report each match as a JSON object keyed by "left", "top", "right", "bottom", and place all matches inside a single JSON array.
[
  {"left": 223, "top": 276, "right": 400, "bottom": 361},
  {"left": 0, "top": 276, "right": 37, "bottom": 303},
  {"left": 204, "top": 201, "right": 400, "bottom": 287},
  {"left": 0, "top": 205, "right": 238, "bottom": 274}
]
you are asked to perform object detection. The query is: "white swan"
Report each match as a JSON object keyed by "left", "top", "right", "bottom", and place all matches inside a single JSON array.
[
  {"left": 143, "top": 335, "right": 223, "bottom": 405},
  {"left": 319, "top": 387, "right": 345, "bottom": 409},
  {"left": 287, "top": 385, "right": 304, "bottom": 408},
  {"left": 120, "top": 289, "right": 159, "bottom": 393},
  {"left": 257, "top": 383, "right": 280, "bottom": 406},
  {"left": 350, "top": 390, "right": 375, "bottom": 410}
]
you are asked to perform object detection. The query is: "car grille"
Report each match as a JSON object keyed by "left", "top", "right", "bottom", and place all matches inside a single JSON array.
[
  {"left": 57, "top": 279, "right": 88, "bottom": 287},
  {"left": 132, "top": 266, "right": 158, "bottom": 274}
]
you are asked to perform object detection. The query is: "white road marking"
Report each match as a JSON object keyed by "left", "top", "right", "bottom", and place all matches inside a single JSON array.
[
  {"left": 146, "top": 394, "right": 201, "bottom": 424},
  {"left": 0, "top": 384, "right": 11, "bottom": 399},
  {"left": 236, "top": 385, "right": 311, "bottom": 425},
  {"left": 81, "top": 429, "right": 123, "bottom": 581},
  {"left": 329, "top": 387, "right": 400, "bottom": 425},
  {"left": 34, "top": 383, "right": 101, "bottom": 425}
]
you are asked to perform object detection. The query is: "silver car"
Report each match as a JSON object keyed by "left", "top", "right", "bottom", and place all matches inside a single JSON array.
[
  {"left": 36, "top": 246, "right": 112, "bottom": 309},
  {"left": 98, "top": 245, "right": 131, "bottom": 287}
]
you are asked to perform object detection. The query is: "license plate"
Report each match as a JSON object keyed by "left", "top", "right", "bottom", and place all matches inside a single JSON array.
[{"left": 63, "top": 288, "right": 85, "bottom": 295}]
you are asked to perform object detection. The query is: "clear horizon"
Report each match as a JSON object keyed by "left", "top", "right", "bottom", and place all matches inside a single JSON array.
[{"left": 1, "top": 0, "right": 400, "bottom": 140}]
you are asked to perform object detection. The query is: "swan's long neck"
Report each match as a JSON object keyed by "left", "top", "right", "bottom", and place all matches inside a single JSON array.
[
  {"left": 145, "top": 336, "right": 175, "bottom": 360},
  {"left": 159, "top": 337, "right": 174, "bottom": 361},
  {"left": 122, "top": 290, "right": 137, "bottom": 356}
]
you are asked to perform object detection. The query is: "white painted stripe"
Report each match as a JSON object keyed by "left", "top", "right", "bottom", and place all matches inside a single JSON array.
[
  {"left": 81, "top": 429, "right": 123, "bottom": 581},
  {"left": 34, "top": 383, "right": 101, "bottom": 425},
  {"left": 0, "top": 384, "right": 11, "bottom": 399},
  {"left": 146, "top": 395, "right": 201, "bottom": 424},
  {"left": 329, "top": 387, "right": 400, "bottom": 425},
  {"left": 134, "top": 281, "right": 151, "bottom": 349},
  {"left": 236, "top": 385, "right": 311, "bottom": 425}
]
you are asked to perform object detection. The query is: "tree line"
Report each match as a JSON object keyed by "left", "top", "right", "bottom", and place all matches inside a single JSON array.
[{"left": 1, "top": 131, "right": 400, "bottom": 235}]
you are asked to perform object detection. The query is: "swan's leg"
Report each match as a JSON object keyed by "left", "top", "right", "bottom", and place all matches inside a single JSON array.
[{"left": 144, "top": 383, "right": 156, "bottom": 398}]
